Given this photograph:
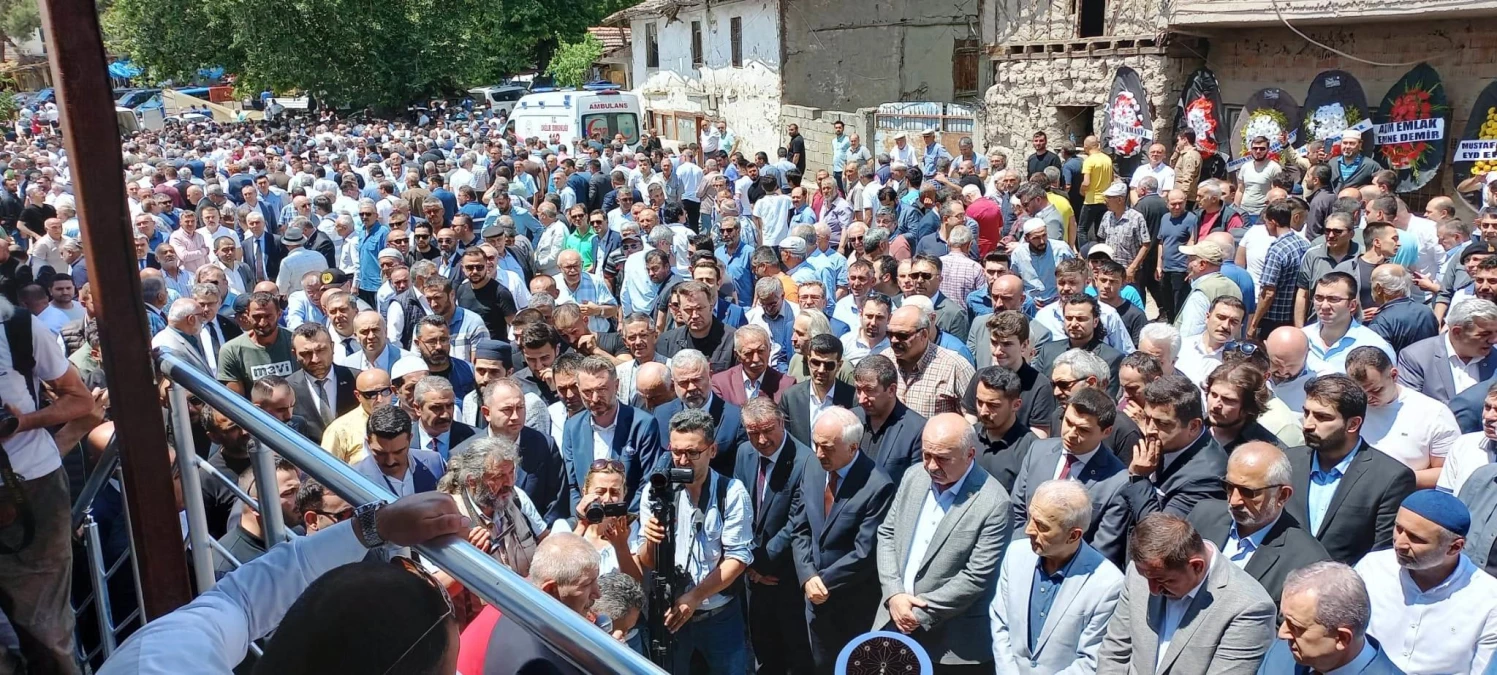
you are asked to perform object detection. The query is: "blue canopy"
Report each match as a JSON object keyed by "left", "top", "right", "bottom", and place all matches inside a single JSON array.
[{"left": 108, "top": 60, "right": 142, "bottom": 79}]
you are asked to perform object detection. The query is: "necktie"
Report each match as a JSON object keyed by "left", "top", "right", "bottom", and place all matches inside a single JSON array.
[
  {"left": 343, "top": 337, "right": 357, "bottom": 355},
  {"left": 825, "top": 472, "right": 839, "bottom": 513},
  {"left": 429, "top": 437, "right": 440, "bottom": 459},
  {"left": 1059, "top": 453, "right": 1078, "bottom": 480},
  {"left": 757, "top": 456, "right": 770, "bottom": 505},
  {"left": 314, "top": 378, "right": 331, "bottom": 421}
]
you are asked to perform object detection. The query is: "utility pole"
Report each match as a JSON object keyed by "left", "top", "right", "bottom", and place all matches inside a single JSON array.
[{"left": 37, "top": 0, "right": 191, "bottom": 617}]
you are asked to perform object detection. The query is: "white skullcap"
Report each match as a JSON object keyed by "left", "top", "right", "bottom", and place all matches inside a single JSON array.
[{"left": 1021, "top": 218, "right": 1047, "bottom": 234}]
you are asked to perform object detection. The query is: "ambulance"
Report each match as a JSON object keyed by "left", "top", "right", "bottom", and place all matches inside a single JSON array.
[{"left": 505, "top": 89, "right": 642, "bottom": 147}]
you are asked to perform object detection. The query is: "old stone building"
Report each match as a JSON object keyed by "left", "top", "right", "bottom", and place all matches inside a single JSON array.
[{"left": 982, "top": 0, "right": 1497, "bottom": 203}]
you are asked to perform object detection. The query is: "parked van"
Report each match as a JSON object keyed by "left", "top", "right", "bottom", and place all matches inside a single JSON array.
[
  {"left": 468, "top": 84, "right": 529, "bottom": 118},
  {"left": 505, "top": 89, "right": 641, "bottom": 147}
]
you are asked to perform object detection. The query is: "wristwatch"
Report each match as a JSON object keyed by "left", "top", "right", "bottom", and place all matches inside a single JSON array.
[{"left": 353, "top": 502, "right": 386, "bottom": 549}]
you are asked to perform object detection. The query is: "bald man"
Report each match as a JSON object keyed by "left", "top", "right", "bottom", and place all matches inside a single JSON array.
[
  {"left": 339, "top": 310, "right": 406, "bottom": 372},
  {"left": 320, "top": 368, "right": 394, "bottom": 464},
  {"left": 633, "top": 361, "right": 675, "bottom": 412},
  {"left": 1265, "top": 326, "right": 1312, "bottom": 410},
  {"left": 1187, "top": 441, "right": 1330, "bottom": 604},
  {"left": 969, "top": 274, "right": 1052, "bottom": 369},
  {"left": 875, "top": 413, "right": 1010, "bottom": 669}
]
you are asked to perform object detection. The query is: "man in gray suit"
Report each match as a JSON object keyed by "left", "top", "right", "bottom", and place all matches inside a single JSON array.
[
  {"left": 875, "top": 413, "right": 1011, "bottom": 672},
  {"left": 991, "top": 480, "right": 1124, "bottom": 674},
  {"left": 1396, "top": 297, "right": 1497, "bottom": 404},
  {"left": 1277, "top": 561, "right": 1405, "bottom": 675},
  {"left": 1010, "top": 387, "right": 1143, "bottom": 567},
  {"left": 151, "top": 297, "right": 213, "bottom": 373},
  {"left": 1458, "top": 461, "right": 1497, "bottom": 575},
  {"left": 1098, "top": 513, "right": 1277, "bottom": 675}
]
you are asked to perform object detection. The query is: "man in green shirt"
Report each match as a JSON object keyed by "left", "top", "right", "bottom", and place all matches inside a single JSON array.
[
  {"left": 217, "top": 291, "right": 298, "bottom": 394},
  {"left": 564, "top": 204, "right": 600, "bottom": 271}
]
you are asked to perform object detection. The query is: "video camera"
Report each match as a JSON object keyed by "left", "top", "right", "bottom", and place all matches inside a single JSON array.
[{"left": 646, "top": 467, "right": 694, "bottom": 669}]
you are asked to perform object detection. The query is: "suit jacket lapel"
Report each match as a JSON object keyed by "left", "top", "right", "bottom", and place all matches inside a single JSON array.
[
  {"left": 608, "top": 405, "right": 633, "bottom": 458},
  {"left": 895, "top": 471, "right": 928, "bottom": 563},
  {"left": 1436, "top": 340, "right": 1458, "bottom": 399},
  {"left": 415, "top": 461, "right": 436, "bottom": 493},
  {"left": 1481, "top": 351, "right": 1497, "bottom": 382},
  {"left": 1158, "top": 553, "right": 1224, "bottom": 673},
  {"left": 1320, "top": 447, "right": 1372, "bottom": 537},
  {"left": 1244, "top": 516, "right": 1291, "bottom": 580},
  {"left": 825, "top": 452, "right": 870, "bottom": 528},
  {"left": 1012, "top": 545, "right": 1034, "bottom": 656},
  {"left": 1143, "top": 591, "right": 1164, "bottom": 669},
  {"left": 1037, "top": 545, "right": 1096, "bottom": 651}
]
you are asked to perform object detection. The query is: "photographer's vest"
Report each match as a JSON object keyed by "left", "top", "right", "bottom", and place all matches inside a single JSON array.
[{"left": 1174, "top": 272, "right": 1243, "bottom": 330}]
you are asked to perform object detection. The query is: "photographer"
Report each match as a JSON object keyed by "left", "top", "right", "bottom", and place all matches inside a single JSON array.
[
  {"left": 0, "top": 295, "right": 94, "bottom": 673},
  {"left": 572, "top": 459, "right": 644, "bottom": 583},
  {"left": 630, "top": 408, "right": 752, "bottom": 675}
]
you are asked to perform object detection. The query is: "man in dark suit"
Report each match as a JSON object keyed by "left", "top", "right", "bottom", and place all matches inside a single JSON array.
[
  {"left": 409, "top": 374, "right": 478, "bottom": 462},
  {"left": 850, "top": 354, "right": 923, "bottom": 484},
  {"left": 451, "top": 378, "right": 570, "bottom": 525},
  {"left": 561, "top": 355, "right": 666, "bottom": 511},
  {"left": 791, "top": 405, "right": 896, "bottom": 674},
  {"left": 653, "top": 349, "right": 748, "bottom": 476},
  {"left": 1010, "top": 387, "right": 1144, "bottom": 568},
  {"left": 1129, "top": 373, "right": 1228, "bottom": 518},
  {"left": 241, "top": 213, "right": 286, "bottom": 284},
  {"left": 778, "top": 334, "right": 856, "bottom": 447},
  {"left": 711, "top": 324, "right": 792, "bottom": 405},
  {"left": 733, "top": 398, "right": 814, "bottom": 674},
  {"left": 1033, "top": 294, "right": 1124, "bottom": 398},
  {"left": 351, "top": 404, "right": 446, "bottom": 496},
  {"left": 287, "top": 323, "right": 361, "bottom": 443},
  {"left": 1283, "top": 374, "right": 1417, "bottom": 565},
  {"left": 1396, "top": 302, "right": 1497, "bottom": 404},
  {"left": 1187, "top": 441, "right": 1331, "bottom": 605}
]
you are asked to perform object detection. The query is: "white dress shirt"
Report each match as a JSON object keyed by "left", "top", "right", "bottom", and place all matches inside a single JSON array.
[
  {"left": 98, "top": 522, "right": 368, "bottom": 675},
  {"left": 902, "top": 461, "right": 976, "bottom": 595},
  {"left": 1446, "top": 334, "right": 1483, "bottom": 397},
  {"left": 1360, "top": 386, "right": 1460, "bottom": 472},
  {"left": 1052, "top": 447, "right": 1099, "bottom": 480},
  {"left": 1157, "top": 544, "right": 1214, "bottom": 670},
  {"left": 1129, "top": 162, "right": 1176, "bottom": 194},
  {"left": 1174, "top": 336, "right": 1224, "bottom": 390},
  {"left": 1356, "top": 549, "right": 1497, "bottom": 674},
  {"left": 592, "top": 410, "right": 620, "bottom": 462}
]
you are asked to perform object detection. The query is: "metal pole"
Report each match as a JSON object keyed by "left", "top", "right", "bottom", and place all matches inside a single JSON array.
[
  {"left": 36, "top": 0, "right": 189, "bottom": 617},
  {"left": 249, "top": 440, "right": 288, "bottom": 548},
  {"left": 82, "top": 517, "right": 117, "bottom": 657},
  {"left": 170, "top": 386, "right": 217, "bottom": 593}
]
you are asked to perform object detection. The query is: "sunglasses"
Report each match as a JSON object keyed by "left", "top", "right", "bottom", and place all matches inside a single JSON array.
[
  {"left": 358, "top": 386, "right": 394, "bottom": 399},
  {"left": 381, "top": 557, "right": 455, "bottom": 675},
  {"left": 886, "top": 329, "right": 920, "bottom": 342},
  {"left": 1223, "top": 341, "right": 1259, "bottom": 356},
  {"left": 908, "top": 271, "right": 934, "bottom": 281},
  {"left": 1223, "top": 482, "right": 1284, "bottom": 500},
  {"left": 590, "top": 219, "right": 605, "bottom": 226},
  {"left": 590, "top": 459, "right": 625, "bottom": 472},
  {"left": 312, "top": 507, "right": 354, "bottom": 522}
]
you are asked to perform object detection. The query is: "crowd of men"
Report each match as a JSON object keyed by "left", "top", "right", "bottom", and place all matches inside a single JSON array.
[{"left": 4, "top": 104, "right": 1497, "bottom": 675}]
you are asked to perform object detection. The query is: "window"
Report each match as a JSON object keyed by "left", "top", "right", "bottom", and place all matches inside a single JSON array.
[
  {"left": 1078, "top": 0, "right": 1105, "bottom": 38},
  {"left": 691, "top": 21, "right": 704, "bottom": 67},
  {"left": 730, "top": 17, "right": 743, "bottom": 67},
  {"left": 583, "top": 113, "right": 640, "bottom": 144},
  {"left": 646, "top": 22, "right": 659, "bottom": 68},
  {"left": 952, "top": 39, "right": 979, "bottom": 98}
]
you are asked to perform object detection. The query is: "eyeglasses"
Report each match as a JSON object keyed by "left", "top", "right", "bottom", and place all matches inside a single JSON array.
[
  {"left": 590, "top": 459, "right": 625, "bottom": 472},
  {"left": 886, "top": 329, "right": 920, "bottom": 342},
  {"left": 358, "top": 386, "right": 393, "bottom": 399},
  {"left": 1223, "top": 341, "right": 1259, "bottom": 356},
  {"left": 1224, "top": 482, "right": 1285, "bottom": 500},
  {"left": 590, "top": 219, "right": 605, "bottom": 226},
  {"left": 313, "top": 507, "right": 354, "bottom": 522},
  {"left": 381, "top": 557, "right": 455, "bottom": 675},
  {"left": 669, "top": 447, "right": 709, "bottom": 460}
]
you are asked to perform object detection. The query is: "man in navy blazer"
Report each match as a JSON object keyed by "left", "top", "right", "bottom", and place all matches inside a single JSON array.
[
  {"left": 352, "top": 405, "right": 446, "bottom": 497},
  {"left": 654, "top": 349, "right": 750, "bottom": 475},
  {"left": 734, "top": 397, "right": 814, "bottom": 674},
  {"left": 562, "top": 356, "right": 665, "bottom": 512},
  {"left": 1396, "top": 300, "right": 1497, "bottom": 404},
  {"left": 790, "top": 406, "right": 897, "bottom": 673},
  {"left": 451, "top": 378, "right": 570, "bottom": 525}
]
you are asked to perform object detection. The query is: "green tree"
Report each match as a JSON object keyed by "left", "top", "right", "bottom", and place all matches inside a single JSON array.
[
  {"left": 0, "top": 0, "right": 40, "bottom": 61},
  {"left": 545, "top": 33, "right": 602, "bottom": 88}
]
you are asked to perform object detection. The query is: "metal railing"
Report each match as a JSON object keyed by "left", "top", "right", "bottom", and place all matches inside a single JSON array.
[{"left": 136, "top": 352, "right": 662, "bottom": 673}]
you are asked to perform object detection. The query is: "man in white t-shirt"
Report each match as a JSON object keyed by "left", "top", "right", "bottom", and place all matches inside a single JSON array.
[
  {"left": 1234, "top": 135, "right": 1282, "bottom": 223},
  {"left": 1347, "top": 345, "right": 1459, "bottom": 489},
  {"left": 752, "top": 175, "right": 793, "bottom": 248},
  {"left": 1129, "top": 142, "right": 1175, "bottom": 201},
  {"left": 0, "top": 297, "right": 92, "bottom": 670}
]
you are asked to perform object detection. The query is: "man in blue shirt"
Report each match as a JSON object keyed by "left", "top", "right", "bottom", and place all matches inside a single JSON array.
[
  {"left": 919, "top": 128, "right": 953, "bottom": 176},
  {"left": 355, "top": 213, "right": 390, "bottom": 307},
  {"left": 714, "top": 218, "right": 754, "bottom": 306}
]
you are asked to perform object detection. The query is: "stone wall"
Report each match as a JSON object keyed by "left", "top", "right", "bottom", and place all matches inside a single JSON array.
[
  {"left": 779, "top": 103, "right": 876, "bottom": 179},
  {"left": 987, "top": 0, "right": 1166, "bottom": 44},
  {"left": 638, "top": 61, "right": 785, "bottom": 161},
  {"left": 983, "top": 53, "right": 1202, "bottom": 161}
]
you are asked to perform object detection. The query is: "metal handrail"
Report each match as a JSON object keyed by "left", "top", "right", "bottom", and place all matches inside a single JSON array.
[{"left": 156, "top": 352, "right": 662, "bottom": 674}]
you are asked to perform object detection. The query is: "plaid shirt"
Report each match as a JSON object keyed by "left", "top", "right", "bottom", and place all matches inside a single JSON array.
[
  {"left": 1099, "top": 209, "right": 1151, "bottom": 267},
  {"left": 879, "top": 343, "right": 975, "bottom": 418},
  {"left": 939, "top": 252, "right": 986, "bottom": 304},
  {"left": 1260, "top": 233, "right": 1312, "bottom": 322},
  {"left": 447, "top": 307, "right": 492, "bottom": 364}
]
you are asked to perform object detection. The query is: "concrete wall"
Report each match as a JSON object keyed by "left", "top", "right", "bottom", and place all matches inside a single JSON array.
[
  {"left": 983, "top": 53, "right": 1201, "bottom": 161},
  {"left": 780, "top": 0, "right": 980, "bottom": 109},
  {"left": 1202, "top": 19, "right": 1497, "bottom": 209},
  {"left": 629, "top": 0, "right": 784, "bottom": 155},
  {"left": 780, "top": 104, "right": 877, "bottom": 178},
  {"left": 986, "top": 0, "right": 1166, "bottom": 44}
]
